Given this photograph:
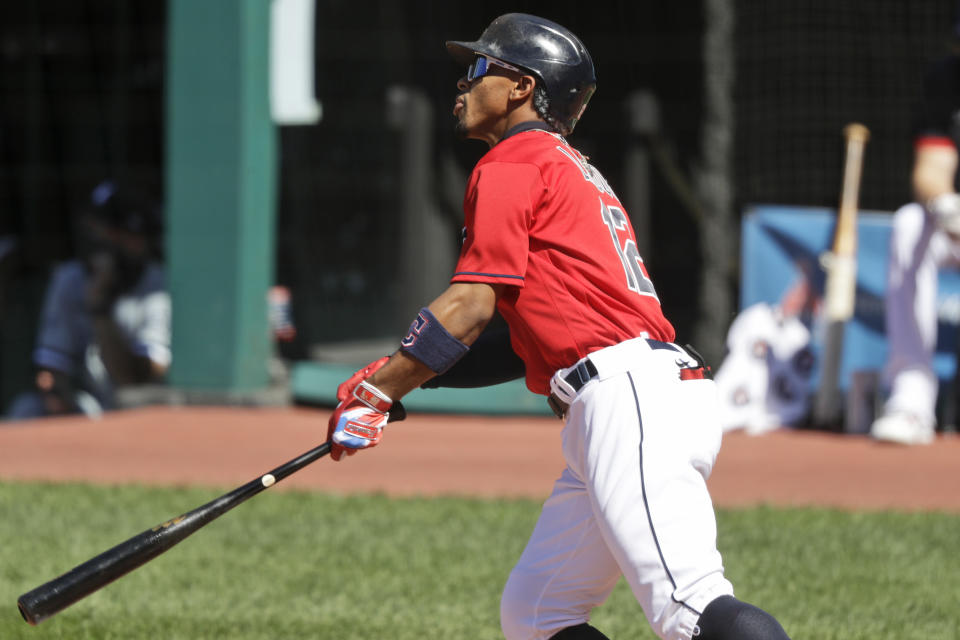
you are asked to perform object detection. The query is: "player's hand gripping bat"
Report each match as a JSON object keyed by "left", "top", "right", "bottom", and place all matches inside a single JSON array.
[
  {"left": 812, "top": 123, "right": 870, "bottom": 428},
  {"left": 17, "top": 440, "right": 333, "bottom": 625}
]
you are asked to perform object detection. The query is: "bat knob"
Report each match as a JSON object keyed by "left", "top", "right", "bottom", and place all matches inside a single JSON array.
[
  {"left": 18, "top": 595, "right": 41, "bottom": 626},
  {"left": 844, "top": 122, "right": 870, "bottom": 143}
]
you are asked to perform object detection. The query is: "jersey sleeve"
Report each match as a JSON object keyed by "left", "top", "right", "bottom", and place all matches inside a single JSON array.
[
  {"left": 116, "top": 264, "right": 171, "bottom": 369},
  {"left": 452, "top": 161, "right": 543, "bottom": 287},
  {"left": 129, "top": 290, "right": 172, "bottom": 369},
  {"left": 33, "top": 262, "right": 91, "bottom": 375}
]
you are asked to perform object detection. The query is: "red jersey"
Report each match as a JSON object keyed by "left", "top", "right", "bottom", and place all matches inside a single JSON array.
[{"left": 452, "top": 127, "right": 675, "bottom": 395}]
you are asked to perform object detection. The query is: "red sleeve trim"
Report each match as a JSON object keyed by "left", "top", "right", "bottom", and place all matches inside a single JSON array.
[{"left": 915, "top": 136, "right": 956, "bottom": 151}]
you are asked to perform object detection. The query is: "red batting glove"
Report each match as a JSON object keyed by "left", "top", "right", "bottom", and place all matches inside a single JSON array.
[
  {"left": 325, "top": 357, "right": 408, "bottom": 461},
  {"left": 326, "top": 380, "right": 393, "bottom": 461},
  {"left": 336, "top": 356, "right": 391, "bottom": 403},
  {"left": 326, "top": 356, "right": 390, "bottom": 461}
]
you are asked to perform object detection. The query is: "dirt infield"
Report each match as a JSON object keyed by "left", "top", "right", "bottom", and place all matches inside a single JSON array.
[{"left": 1, "top": 406, "right": 957, "bottom": 512}]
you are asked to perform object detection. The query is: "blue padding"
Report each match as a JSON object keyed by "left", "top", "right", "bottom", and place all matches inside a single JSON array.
[{"left": 741, "top": 204, "right": 960, "bottom": 390}]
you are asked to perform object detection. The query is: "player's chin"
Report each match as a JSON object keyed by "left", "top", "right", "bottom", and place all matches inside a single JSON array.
[{"left": 454, "top": 119, "right": 470, "bottom": 139}]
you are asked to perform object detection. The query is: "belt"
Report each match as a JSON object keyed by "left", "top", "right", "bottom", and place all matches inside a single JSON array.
[{"left": 546, "top": 339, "right": 712, "bottom": 419}]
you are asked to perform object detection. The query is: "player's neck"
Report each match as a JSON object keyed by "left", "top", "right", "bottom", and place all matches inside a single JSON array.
[{"left": 490, "top": 109, "right": 547, "bottom": 147}]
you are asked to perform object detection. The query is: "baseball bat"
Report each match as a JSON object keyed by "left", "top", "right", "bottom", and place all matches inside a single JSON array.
[
  {"left": 17, "top": 440, "right": 332, "bottom": 625},
  {"left": 812, "top": 123, "right": 870, "bottom": 428}
]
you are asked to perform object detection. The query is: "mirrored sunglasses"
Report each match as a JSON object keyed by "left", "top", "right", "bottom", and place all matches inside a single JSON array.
[{"left": 466, "top": 54, "right": 522, "bottom": 82}]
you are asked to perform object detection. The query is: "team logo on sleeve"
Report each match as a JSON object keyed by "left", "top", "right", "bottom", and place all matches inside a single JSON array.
[{"left": 401, "top": 311, "right": 429, "bottom": 348}]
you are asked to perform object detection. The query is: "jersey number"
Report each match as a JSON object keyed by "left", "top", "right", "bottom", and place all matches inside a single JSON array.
[{"left": 600, "top": 201, "right": 658, "bottom": 298}]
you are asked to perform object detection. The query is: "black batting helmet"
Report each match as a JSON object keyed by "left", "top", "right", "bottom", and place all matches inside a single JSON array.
[{"left": 446, "top": 13, "right": 596, "bottom": 136}]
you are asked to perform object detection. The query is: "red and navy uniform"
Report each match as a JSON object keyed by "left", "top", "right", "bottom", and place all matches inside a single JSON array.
[{"left": 452, "top": 122, "right": 675, "bottom": 395}]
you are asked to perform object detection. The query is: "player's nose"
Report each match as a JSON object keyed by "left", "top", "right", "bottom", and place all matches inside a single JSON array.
[{"left": 457, "top": 76, "right": 470, "bottom": 91}]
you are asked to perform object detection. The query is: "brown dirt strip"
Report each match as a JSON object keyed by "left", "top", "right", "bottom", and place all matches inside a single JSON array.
[{"left": 0, "top": 406, "right": 957, "bottom": 512}]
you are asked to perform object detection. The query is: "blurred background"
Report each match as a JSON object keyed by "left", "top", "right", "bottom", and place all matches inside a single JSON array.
[{"left": 0, "top": 0, "right": 954, "bottom": 415}]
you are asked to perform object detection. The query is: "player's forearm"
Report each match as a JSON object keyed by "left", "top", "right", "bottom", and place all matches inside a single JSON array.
[
  {"left": 368, "top": 282, "right": 501, "bottom": 399},
  {"left": 366, "top": 351, "right": 435, "bottom": 399}
]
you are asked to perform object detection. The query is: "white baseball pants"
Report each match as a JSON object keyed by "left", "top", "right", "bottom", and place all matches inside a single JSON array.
[
  {"left": 882, "top": 202, "right": 960, "bottom": 425},
  {"left": 501, "top": 338, "right": 734, "bottom": 640}
]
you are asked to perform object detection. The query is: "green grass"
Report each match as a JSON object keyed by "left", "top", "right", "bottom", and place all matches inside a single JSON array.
[{"left": 1, "top": 482, "right": 958, "bottom": 639}]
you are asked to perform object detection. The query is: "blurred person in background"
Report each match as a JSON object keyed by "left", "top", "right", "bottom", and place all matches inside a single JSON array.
[
  {"left": 5, "top": 179, "right": 169, "bottom": 420},
  {"left": 870, "top": 28, "right": 960, "bottom": 445}
]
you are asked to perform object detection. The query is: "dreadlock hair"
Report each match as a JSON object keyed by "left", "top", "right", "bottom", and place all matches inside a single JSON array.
[{"left": 533, "top": 84, "right": 566, "bottom": 135}]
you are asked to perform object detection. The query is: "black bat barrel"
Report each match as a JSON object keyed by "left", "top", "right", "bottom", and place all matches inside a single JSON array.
[
  {"left": 17, "top": 441, "right": 331, "bottom": 625},
  {"left": 18, "top": 505, "right": 212, "bottom": 624}
]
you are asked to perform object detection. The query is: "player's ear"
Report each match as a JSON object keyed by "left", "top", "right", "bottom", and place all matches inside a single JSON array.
[{"left": 510, "top": 75, "right": 536, "bottom": 101}]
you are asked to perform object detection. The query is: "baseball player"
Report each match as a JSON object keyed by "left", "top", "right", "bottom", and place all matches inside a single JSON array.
[
  {"left": 325, "top": 14, "right": 791, "bottom": 640},
  {"left": 870, "top": 45, "right": 960, "bottom": 445}
]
